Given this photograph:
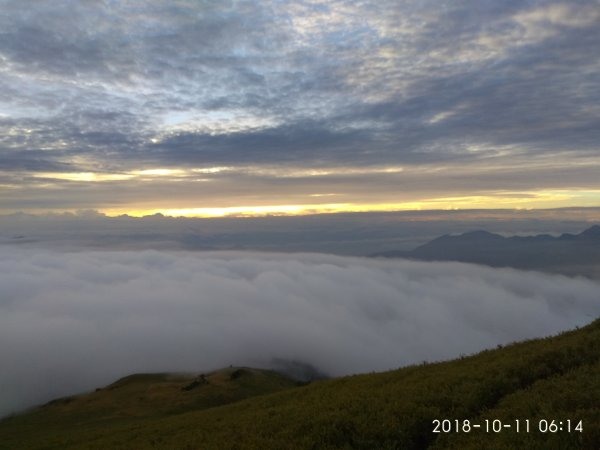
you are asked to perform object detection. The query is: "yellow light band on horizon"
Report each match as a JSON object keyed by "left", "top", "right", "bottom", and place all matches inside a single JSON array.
[{"left": 100, "top": 190, "right": 600, "bottom": 218}]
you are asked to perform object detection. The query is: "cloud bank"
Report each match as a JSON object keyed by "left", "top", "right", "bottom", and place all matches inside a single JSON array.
[
  {"left": 1, "top": 249, "right": 600, "bottom": 417},
  {"left": 4, "top": 208, "right": 600, "bottom": 256}
]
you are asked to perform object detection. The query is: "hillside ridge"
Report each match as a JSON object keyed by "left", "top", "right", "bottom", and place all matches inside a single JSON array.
[{"left": 1, "top": 318, "right": 599, "bottom": 449}]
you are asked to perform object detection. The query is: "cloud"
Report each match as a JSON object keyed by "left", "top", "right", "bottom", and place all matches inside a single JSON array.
[
  {"left": 1, "top": 248, "right": 599, "bottom": 417},
  {"left": 1, "top": 1, "right": 599, "bottom": 206},
  {"left": 0, "top": 2, "right": 599, "bottom": 217},
  {"left": 3, "top": 208, "right": 600, "bottom": 255}
]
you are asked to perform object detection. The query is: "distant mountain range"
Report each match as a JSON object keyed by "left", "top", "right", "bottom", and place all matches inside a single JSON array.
[{"left": 376, "top": 225, "right": 600, "bottom": 277}]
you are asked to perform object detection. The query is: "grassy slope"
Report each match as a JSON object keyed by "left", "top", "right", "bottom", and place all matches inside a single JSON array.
[
  {"left": 0, "top": 368, "right": 298, "bottom": 449},
  {"left": 1, "top": 319, "right": 599, "bottom": 449}
]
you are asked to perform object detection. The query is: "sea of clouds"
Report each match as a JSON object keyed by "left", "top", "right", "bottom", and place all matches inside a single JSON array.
[{"left": 1, "top": 248, "right": 600, "bottom": 417}]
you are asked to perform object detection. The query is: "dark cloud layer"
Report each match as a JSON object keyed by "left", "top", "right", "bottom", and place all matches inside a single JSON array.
[
  {"left": 3, "top": 208, "right": 600, "bottom": 255},
  {"left": 1, "top": 249, "right": 599, "bottom": 417}
]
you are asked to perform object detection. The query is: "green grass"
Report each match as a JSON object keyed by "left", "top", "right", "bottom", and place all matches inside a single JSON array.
[
  {"left": 0, "top": 367, "right": 298, "bottom": 449},
  {"left": 1, "top": 319, "right": 600, "bottom": 449}
]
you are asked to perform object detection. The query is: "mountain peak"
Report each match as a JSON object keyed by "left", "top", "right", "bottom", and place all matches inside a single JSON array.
[
  {"left": 580, "top": 225, "right": 600, "bottom": 239},
  {"left": 459, "top": 230, "right": 503, "bottom": 240}
]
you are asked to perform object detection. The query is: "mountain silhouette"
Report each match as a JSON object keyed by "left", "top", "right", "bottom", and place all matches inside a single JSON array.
[{"left": 376, "top": 225, "right": 600, "bottom": 276}]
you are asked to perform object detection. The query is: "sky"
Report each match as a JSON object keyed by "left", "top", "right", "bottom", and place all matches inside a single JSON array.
[
  {"left": 2, "top": 248, "right": 600, "bottom": 416},
  {"left": 1, "top": 0, "right": 600, "bottom": 217}
]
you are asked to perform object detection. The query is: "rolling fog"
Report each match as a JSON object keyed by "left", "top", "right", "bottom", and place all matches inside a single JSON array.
[{"left": 1, "top": 248, "right": 600, "bottom": 417}]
